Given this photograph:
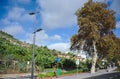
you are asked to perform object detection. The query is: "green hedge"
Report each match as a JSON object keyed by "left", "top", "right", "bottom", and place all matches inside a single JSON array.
[
  {"left": 38, "top": 72, "right": 55, "bottom": 78},
  {"left": 38, "top": 69, "right": 82, "bottom": 78}
]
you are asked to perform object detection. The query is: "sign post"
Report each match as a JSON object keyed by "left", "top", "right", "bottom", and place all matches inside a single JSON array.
[
  {"left": 76, "top": 59, "right": 79, "bottom": 77},
  {"left": 56, "top": 57, "right": 60, "bottom": 77}
]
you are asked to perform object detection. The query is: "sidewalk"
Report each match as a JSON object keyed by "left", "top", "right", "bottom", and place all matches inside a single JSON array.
[
  {"left": 0, "top": 73, "right": 37, "bottom": 79},
  {"left": 56, "top": 68, "right": 117, "bottom": 79},
  {"left": 0, "top": 68, "right": 117, "bottom": 79}
]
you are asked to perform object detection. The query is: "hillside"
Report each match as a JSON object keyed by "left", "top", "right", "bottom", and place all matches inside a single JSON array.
[
  {"left": 0, "top": 30, "right": 31, "bottom": 48},
  {"left": 0, "top": 30, "right": 79, "bottom": 74},
  {"left": 0, "top": 30, "right": 57, "bottom": 73}
]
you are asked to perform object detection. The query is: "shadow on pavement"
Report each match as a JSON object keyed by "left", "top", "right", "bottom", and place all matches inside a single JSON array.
[{"left": 85, "top": 72, "right": 120, "bottom": 79}]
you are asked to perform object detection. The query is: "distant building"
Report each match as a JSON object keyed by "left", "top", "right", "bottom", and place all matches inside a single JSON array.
[{"left": 57, "top": 52, "right": 86, "bottom": 61}]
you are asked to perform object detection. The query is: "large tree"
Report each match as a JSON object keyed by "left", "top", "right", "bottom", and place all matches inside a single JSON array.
[{"left": 70, "top": 0, "right": 116, "bottom": 73}]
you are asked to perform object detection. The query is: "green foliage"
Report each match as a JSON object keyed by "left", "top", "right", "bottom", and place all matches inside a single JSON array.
[
  {"left": 62, "top": 59, "right": 76, "bottom": 70},
  {"left": 38, "top": 69, "right": 83, "bottom": 78},
  {"left": 71, "top": 0, "right": 116, "bottom": 56},
  {"left": 116, "top": 66, "right": 120, "bottom": 72},
  {"left": 38, "top": 72, "right": 55, "bottom": 78},
  {"left": 78, "top": 60, "right": 91, "bottom": 72},
  {"left": 70, "top": 0, "right": 120, "bottom": 73},
  {"left": 0, "top": 38, "right": 8, "bottom": 59},
  {"left": 0, "top": 31, "right": 59, "bottom": 73},
  {"left": 35, "top": 47, "right": 56, "bottom": 69},
  {"left": 61, "top": 69, "right": 82, "bottom": 75},
  {"left": 0, "top": 31, "right": 82, "bottom": 73},
  {"left": 0, "top": 31, "right": 13, "bottom": 39}
]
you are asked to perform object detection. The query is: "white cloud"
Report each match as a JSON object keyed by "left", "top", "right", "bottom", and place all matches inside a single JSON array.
[
  {"left": 4, "top": 7, "right": 35, "bottom": 24},
  {"left": 48, "top": 43, "right": 70, "bottom": 52},
  {"left": 37, "top": 0, "right": 88, "bottom": 29},
  {"left": 1, "top": 18, "right": 10, "bottom": 25},
  {"left": 36, "top": 31, "right": 49, "bottom": 42},
  {"left": 25, "top": 30, "right": 48, "bottom": 44},
  {"left": 51, "top": 34, "right": 61, "bottom": 41},
  {"left": 109, "top": 0, "right": 120, "bottom": 15},
  {"left": 94, "top": 0, "right": 120, "bottom": 16},
  {"left": 7, "top": 7, "right": 25, "bottom": 20},
  {"left": 116, "top": 21, "right": 120, "bottom": 28},
  {"left": 93, "top": 0, "right": 105, "bottom": 2},
  {"left": 2, "top": 23, "right": 25, "bottom": 35},
  {"left": 17, "top": 0, "right": 31, "bottom": 4},
  {"left": 25, "top": 30, "right": 62, "bottom": 45}
]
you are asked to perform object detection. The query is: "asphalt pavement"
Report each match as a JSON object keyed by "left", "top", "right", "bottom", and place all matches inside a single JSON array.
[
  {"left": 85, "top": 72, "right": 120, "bottom": 79},
  {"left": 0, "top": 68, "right": 119, "bottom": 79},
  {"left": 56, "top": 69, "right": 120, "bottom": 79}
]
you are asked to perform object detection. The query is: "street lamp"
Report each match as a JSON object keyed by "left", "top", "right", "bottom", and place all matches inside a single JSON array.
[{"left": 29, "top": 12, "right": 42, "bottom": 79}]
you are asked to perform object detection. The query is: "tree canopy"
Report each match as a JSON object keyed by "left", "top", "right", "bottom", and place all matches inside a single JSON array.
[
  {"left": 70, "top": 0, "right": 119, "bottom": 73},
  {"left": 71, "top": 0, "right": 116, "bottom": 54}
]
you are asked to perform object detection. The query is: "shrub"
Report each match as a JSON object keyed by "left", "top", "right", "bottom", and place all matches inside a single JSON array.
[{"left": 38, "top": 72, "right": 55, "bottom": 78}]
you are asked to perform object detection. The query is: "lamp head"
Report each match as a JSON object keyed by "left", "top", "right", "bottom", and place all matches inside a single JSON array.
[
  {"left": 36, "top": 28, "right": 42, "bottom": 32},
  {"left": 29, "top": 12, "right": 35, "bottom": 15},
  {"left": 29, "top": 12, "right": 39, "bottom": 15}
]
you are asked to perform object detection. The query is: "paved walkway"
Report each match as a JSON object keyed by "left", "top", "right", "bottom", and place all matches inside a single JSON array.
[
  {"left": 0, "top": 73, "right": 37, "bottom": 79},
  {"left": 0, "top": 67, "right": 117, "bottom": 79},
  {"left": 56, "top": 68, "right": 117, "bottom": 79}
]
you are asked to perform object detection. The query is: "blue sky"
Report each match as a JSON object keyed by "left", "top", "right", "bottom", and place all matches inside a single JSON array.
[{"left": 0, "top": 0, "right": 120, "bottom": 52}]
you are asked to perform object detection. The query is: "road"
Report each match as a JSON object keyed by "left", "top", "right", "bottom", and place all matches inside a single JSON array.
[
  {"left": 1, "top": 72, "right": 120, "bottom": 79},
  {"left": 56, "top": 70, "right": 120, "bottom": 79},
  {"left": 0, "top": 76, "right": 31, "bottom": 79},
  {"left": 0, "top": 69, "right": 119, "bottom": 79},
  {"left": 85, "top": 72, "right": 120, "bottom": 79}
]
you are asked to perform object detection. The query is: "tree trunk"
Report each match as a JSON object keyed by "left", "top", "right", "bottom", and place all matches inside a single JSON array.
[{"left": 91, "top": 41, "right": 97, "bottom": 73}]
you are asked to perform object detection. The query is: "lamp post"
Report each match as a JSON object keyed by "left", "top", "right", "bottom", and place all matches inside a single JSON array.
[{"left": 29, "top": 12, "right": 42, "bottom": 79}]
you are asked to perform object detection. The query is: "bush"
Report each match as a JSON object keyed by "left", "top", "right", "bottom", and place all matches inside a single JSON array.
[
  {"left": 61, "top": 69, "right": 82, "bottom": 75},
  {"left": 63, "top": 59, "right": 76, "bottom": 70},
  {"left": 78, "top": 61, "right": 91, "bottom": 72},
  {"left": 38, "top": 72, "right": 55, "bottom": 78},
  {"left": 116, "top": 66, "right": 120, "bottom": 71},
  {"left": 38, "top": 69, "right": 83, "bottom": 78}
]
